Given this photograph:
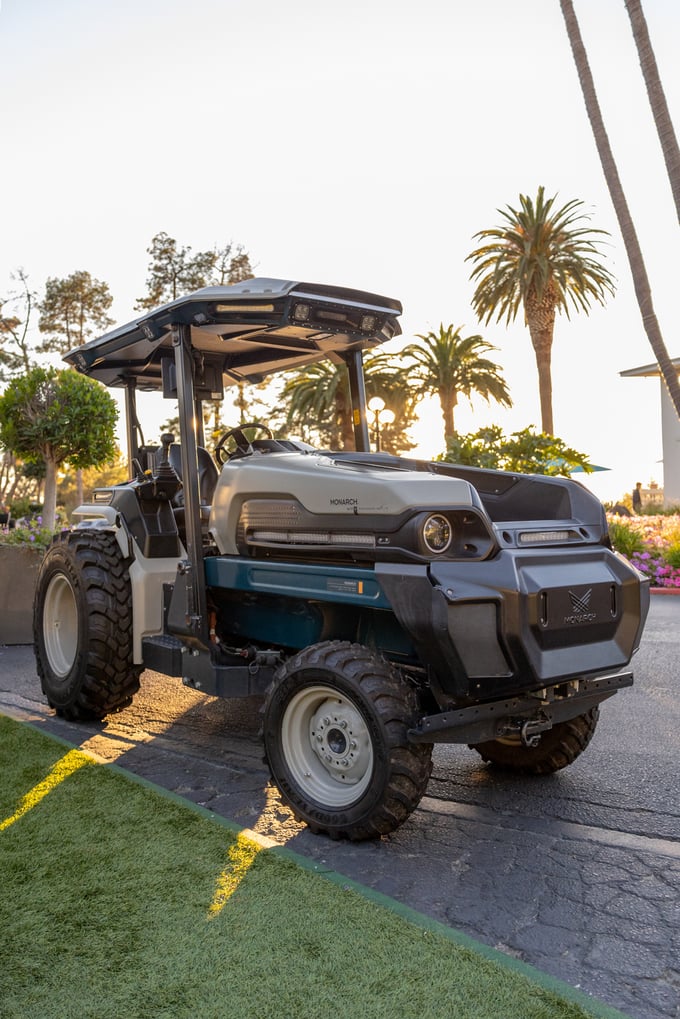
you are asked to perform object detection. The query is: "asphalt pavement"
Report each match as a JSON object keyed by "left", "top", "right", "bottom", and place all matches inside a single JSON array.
[{"left": 1, "top": 594, "right": 679, "bottom": 1019}]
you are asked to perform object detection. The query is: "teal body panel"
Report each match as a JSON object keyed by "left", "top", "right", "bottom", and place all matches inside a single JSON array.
[
  {"left": 204, "top": 556, "right": 392, "bottom": 608},
  {"left": 204, "top": 556, "right": 416, "bottom": 657}
]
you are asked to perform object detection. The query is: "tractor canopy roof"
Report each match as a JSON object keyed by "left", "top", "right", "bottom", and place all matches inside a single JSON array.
[{"left": 64, "top": 278, "right": 402, "bottom": 393}]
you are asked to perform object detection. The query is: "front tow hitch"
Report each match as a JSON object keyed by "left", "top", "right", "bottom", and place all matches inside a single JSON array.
[{"left": 497, "top": 713, "right": 554, "bottom": 748}]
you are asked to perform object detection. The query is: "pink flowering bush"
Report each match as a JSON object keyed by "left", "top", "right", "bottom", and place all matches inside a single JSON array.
[{"left": 608, "top": 514, "right": 680, "bottom": 589}]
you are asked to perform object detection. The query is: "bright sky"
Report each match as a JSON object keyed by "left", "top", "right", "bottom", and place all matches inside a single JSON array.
[{"left": 2, "top": 0, "right": 679, "bottom": 504}]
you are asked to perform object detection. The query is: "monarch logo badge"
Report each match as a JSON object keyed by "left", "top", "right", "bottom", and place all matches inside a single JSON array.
[{"left": 564, "top": 587, "right": 597, "bottom": 625}]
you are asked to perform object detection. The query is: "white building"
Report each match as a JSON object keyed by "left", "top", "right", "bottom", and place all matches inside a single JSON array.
[{"left": 620, "top": 357, "right": 680, "bottom": 507}]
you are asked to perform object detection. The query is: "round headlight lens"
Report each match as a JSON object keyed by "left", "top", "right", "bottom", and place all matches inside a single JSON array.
[{"left": 422, "top": 514, "right": 452, "bottom": 554}]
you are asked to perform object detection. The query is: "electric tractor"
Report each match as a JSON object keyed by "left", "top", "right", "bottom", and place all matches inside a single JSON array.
[{"left": 33, "top": 278, "right": 650, "bottom": 840}]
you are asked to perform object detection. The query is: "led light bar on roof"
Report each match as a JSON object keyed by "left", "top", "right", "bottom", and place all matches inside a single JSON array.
[{"left": 214, "top": 303, "right": 276, "bottom": 313}]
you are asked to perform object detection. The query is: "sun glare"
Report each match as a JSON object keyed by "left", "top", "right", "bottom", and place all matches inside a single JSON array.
[
  {"left": 0, "top": 749, "right": 91, "bottom": 832},
  {"left": 1, "top": 728, "right": 301, "bottom": 922},
  {"left": 207, "top": 784, "right": 305, "bottom": 919}
]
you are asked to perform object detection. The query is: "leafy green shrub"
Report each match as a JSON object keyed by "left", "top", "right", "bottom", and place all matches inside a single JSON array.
[
  {"left": 608, "top": 520, "right": 645, "bottom": 558},
  {"left": 439, "top": 425, "right": 593, "bottom": 475},
  {"left": 665, "top": 544, "right": 680, "bottom": 569},
  {"left": 9, "top": 497, "right": 42, "bottom": 519},
  {"left": 639, "top": 503, "right": 680, "bottom": 516}
]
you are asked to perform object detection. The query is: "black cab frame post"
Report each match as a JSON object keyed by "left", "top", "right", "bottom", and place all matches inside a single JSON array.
[
  {"left": 171, "top": 322, "right": 209, "bottom": 649},
  {"left": 124, "top": 377, "right": 139, "bottom": 479},
  {"left": 343, "top": 349, "right": 370, "bottom": 452}
]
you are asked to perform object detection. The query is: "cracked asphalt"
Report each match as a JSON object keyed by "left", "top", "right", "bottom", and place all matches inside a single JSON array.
[{"left": 1, "top": 594, "right": 678, "bottom": 1019}]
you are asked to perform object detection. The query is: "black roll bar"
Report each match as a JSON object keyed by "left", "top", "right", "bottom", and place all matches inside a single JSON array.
[
  {"left": 171, "top": 322, "right": 209, "bottom": 648},
  {"left": 343, "top": 349, "right": 370, "bottom": 452}
]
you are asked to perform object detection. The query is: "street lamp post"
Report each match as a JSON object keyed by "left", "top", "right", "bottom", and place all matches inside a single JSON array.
[{"left": 367, "top": 396, "right": 395, "bottom": 453}]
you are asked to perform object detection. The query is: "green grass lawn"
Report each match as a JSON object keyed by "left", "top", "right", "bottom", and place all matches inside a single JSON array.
[{"left": 0, "top": 714, "right": 629, "bottom": 1019}]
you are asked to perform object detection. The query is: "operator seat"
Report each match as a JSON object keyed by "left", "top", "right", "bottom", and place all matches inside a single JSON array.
[
  {"left": 167, "top": 443, "right": 219, "bottom": 505},
  {"left": 160, "top": 444, "right": 219, "bottom": 545}
]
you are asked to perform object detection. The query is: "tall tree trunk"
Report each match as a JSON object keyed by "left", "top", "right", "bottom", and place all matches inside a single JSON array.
[
  {"left": 438, "top": 389, "right": 457, "bottom": 442},
  {"left": 42, "top": 456, "right": 58, "bottom": 531},
  {"left": 236, "top": 382, "right": 247, "bottom": 424},
  {"left": 529, "top": 339, "right": 554, "bottom": 437},
  {"left": 625, "top": 0, "right": 680, "bottom": 227},
  {"left": 559, "top": 0, "right": 680, "bottom": 421},
  {"left": 525, "top": 291, "right": 556, "bottom": 436}
]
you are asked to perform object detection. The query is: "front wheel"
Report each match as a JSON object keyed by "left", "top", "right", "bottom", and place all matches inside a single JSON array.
[
  {"left": 34, "top": 530, "right": 142, "bottom": 721},
  {"left": 469, "top": 707, "right": 600, "bottom": 775},
  {"left": 263, "top": 641, "right": 433, "bottom": 840}
]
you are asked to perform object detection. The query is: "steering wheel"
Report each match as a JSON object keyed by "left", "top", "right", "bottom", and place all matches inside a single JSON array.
[{"left": 214, "top": 422, "right": 274, "bottom": 465}]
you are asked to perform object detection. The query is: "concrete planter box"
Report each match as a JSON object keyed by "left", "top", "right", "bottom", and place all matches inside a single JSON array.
[{"left": 0, "top": 546, "right": 43, "bottom": 645}]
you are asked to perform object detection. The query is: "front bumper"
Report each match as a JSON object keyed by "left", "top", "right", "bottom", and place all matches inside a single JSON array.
[
  {"left": 376, "top": 545, "right": 650, "bottom": 704},
  {"left": 408, "top": 670, "right": 633, "bottom": 744}
]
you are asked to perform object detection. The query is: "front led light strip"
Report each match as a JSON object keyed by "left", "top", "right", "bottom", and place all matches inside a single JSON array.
[{"left": 251, "top": 530, "right": 376, "bottom": 547}]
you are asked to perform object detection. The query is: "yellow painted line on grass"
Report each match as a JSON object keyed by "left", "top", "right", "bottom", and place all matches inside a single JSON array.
[{"left": 0, "top": 749, "right": 91, "bottom": 832}]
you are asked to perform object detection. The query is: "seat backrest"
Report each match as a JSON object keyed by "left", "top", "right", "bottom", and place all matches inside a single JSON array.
[{"left": 166, "top": 444, "right": 219, "bottom": 505}]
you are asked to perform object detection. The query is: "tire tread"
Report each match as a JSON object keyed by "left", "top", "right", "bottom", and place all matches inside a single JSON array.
[
  {"left": 34, "top": 530, "right": 142, "bottom": 721},
  {"left": 264, "top": 640, "right": 432, "bottom": 840}
]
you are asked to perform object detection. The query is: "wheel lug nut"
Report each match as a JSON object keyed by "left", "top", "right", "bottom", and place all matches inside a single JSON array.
[
  {"left": 322, "top": 717, "right": 331, "bottom": 727},
  {"left": 324, "top": 754, "right": 332, "bottom": 762},
  {"left": 316, "top": 734, "right": 323, "bottom": 742},
  {"left": 340, "top": 759, "right": 349, "bottom": 768},
  {"left": 339, "top": 720, "right": 347, "bottom": 729}
]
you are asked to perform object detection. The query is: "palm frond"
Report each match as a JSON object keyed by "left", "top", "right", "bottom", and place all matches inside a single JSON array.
[{"left": 467, "top": 185, "right": 615, "bottom": 322}]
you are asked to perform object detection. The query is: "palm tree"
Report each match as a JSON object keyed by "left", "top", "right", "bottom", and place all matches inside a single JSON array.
[
  {"left": 399, "top": 324, "right": 512, "bottom": 444},
  {"left": 624, "top": 0, "right": 680, "bottom": 228},
  {"left": 559, "top": 0, "right": 680, "bottom": 422},
  {"left": 466, "top": 187, "right": 615, "bottom": 436},
  {"left": 280, "top": 353, "right": 418, "bottom": 453},
  {"left": 364, "top": 355, "right": 420, "bottom": 455},
  {"left": 281, "top": 361, "right": 350, "bottom": 449}
]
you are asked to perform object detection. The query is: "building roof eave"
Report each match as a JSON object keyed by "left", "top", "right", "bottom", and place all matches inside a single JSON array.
[{"left": 620, "top": 356, "right": 680, "bottom": 379}]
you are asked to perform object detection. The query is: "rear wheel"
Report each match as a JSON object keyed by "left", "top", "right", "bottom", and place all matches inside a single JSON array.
[
  {"left": 470, "top": 707, "right": 600, "bottom": 774},
  {"left": 34, "top": 530, "right": 142, "bottom": 721},
  {"left": 263, "top": 641, "right": 433, "bottom": 840}
]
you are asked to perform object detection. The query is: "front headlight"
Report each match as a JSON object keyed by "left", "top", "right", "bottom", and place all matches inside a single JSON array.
[{"left": 422, "top": 514, "right": 452, "bottom": 554}]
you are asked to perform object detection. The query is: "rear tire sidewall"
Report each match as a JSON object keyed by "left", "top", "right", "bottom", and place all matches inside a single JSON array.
[{"left": 35, "top": 542, "right": 91, "bottom": 710}]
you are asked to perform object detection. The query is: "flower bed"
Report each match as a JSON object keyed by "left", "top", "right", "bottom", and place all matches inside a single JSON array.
[
  {"left": 0, "top": 515, "right": 56, "bottom": 552},
  {"left": 607, "top": 514, "right": 680, "bottom": 590}
]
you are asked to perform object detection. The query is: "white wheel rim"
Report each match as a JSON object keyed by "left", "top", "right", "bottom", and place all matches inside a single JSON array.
[
  {"left": 43, "top": 573, "right": 78, "bottom": 677},
  {"left": 280, "top": 684, "right": 375, "bottom": 808}
]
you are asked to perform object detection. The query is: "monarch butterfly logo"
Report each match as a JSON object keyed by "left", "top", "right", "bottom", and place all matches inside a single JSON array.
[
  {"left": 564, "top": 588, "right": 597, "bottom": 624},
  {"left": 568, "top": 588, "right": 592, "bottom": 614}
]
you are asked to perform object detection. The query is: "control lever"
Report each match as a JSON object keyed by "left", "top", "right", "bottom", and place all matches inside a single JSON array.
[
  {"left": 155, "top": 433, "right": 178, "bottom": 482},
  {"left": 135, "top": 432, "right": 181, "bottom": 502}
]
